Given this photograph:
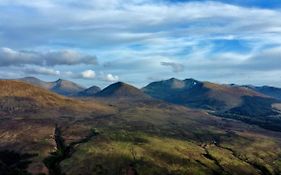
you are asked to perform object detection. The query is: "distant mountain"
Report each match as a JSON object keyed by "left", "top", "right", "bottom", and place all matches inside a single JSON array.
[
  {"left": 143, "top": 78, "right": 262, "bottom": 110},
  {"left": 18, "top": 77, "right": 86, "bottom": 96},
  {"left": 142, "top": 78, "right": 281, "bottom": 131},
  {"left": 96, "top": 82, "right": 150, "bottom": 99},
  {"left": 50, "top": 79, "right": 85, "bottom": 96},
  {"left": 244, "top": 85, "right": 281, "bottom": 100},
  {"left": 76, "top": 85, "right": 101, "bottom": 96}
]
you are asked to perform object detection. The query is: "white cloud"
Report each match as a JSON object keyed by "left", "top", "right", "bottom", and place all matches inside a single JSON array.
[
  {"left": 105, "top": 74, "right": 119, "bottom": 82},
  {"left": 81, "top": 70, "right": 96, "bottom": 79}
]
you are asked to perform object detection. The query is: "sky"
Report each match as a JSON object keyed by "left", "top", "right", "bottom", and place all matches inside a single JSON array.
[{"left": 0, "top": 0, "right": 281, "bottom": 88}]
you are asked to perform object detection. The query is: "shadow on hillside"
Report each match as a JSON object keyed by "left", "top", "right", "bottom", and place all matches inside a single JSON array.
[{"left": 0, "top": 150, "right": 36, "bottom": 175}]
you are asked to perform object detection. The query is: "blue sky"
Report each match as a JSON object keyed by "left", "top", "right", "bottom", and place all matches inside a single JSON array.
[
  {"left": 0, "top": 0, "right": 281, "bottom": 88},
  {"left": 166, "top": 0, "right": 281, "bottom": 8}
]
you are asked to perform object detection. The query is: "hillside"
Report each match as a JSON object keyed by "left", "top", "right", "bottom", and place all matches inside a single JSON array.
[
  {"left": 58, "top": 97, "right": 281, "bottom": 175},
  {"left": 1, "top": 79, "right": 281, "bottom": 175},
  {"left": 0, "top": 80, "right": 70, "bottom": 107},
  {"left": 0, "top": 80, "right": 114, "bottom": 174},
  {"left": 0, "top": 80, "right": 113, "bottom": 116}
]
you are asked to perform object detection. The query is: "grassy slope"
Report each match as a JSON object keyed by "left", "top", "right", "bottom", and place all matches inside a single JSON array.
[
  {"left": 0, "top": 80, "right": 114, "bottom": 117},
  {"left": 0, "top": 80, "right": 115, "bottom": 174},
  {"left": 59, "top": 101, "right": 281, "bottom": 175},
  {"left": 62, "top": 131, "right": 276, "bottom": 175}
]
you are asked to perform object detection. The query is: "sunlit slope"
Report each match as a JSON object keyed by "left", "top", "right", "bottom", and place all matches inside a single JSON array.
[
  {"left": 58, "top": 100, "right": 281, "bottom": 175},
  {"left": 0, "top": 80, "right": 115, "bottom": 174},
  {"left": 0, "top": 80, "right": 113, "bottom": 116}
]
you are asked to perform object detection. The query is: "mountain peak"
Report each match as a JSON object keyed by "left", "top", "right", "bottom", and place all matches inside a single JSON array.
[
  {"left": 54, "top": 78, "right": 67, "bottom": 84},
  {"left": 110, "top": 81, "right": 129, "bottom": 88},
  {"left": 168, "top": 77, "right": 179, "bottom": 81},
  {"left": 53, "top": 78, "right": 82, "bottom": 87},
  {"left": 96, "top": 82, "right": 149, "bottom": 99},
  {"left": 145, "top": 78, "right": 200, "bottom": 90},
  {"left": 113, "top": 81, "right": 126, "bottom": 85}
]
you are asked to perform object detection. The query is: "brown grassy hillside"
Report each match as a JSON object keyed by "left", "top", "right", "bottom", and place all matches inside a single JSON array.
[
  {"left": 0, "top": 80, "right": 114, "bottom": 174},
  {"left": 0, "top": 80, "right": 114, "bottom": 117}
]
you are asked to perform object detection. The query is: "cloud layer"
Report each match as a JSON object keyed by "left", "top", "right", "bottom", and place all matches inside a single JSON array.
[
  {"left": 0, "top": 0, "right": 281, "bottom": 87},
  {"left": 0, "top": 48, "right": 97, "bottom": 66}
]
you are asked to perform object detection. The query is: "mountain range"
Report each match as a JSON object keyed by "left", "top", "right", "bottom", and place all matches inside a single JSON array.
[
  {"left": 11, "top": 76, "right": 281, "bottom": 133},
  {"left": 2, "top": 77, "right": 281, "bottom": 175},
  {"left": 18, "top": 76, "right": 281, "bottom": 100}
]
